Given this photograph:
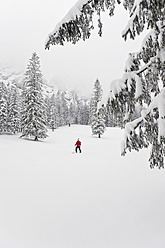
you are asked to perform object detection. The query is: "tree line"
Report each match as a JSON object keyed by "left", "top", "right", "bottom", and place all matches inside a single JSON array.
[
  {"left": 0, "top": 53, "right": 121, "bottom": 141},
  {"left": 0, "top": 53, "right": 91, "bottom": 139}
]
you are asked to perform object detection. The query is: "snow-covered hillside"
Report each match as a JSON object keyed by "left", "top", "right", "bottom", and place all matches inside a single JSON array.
[{"left": 0, "top": 125, "right": 165, "bottom": 248}]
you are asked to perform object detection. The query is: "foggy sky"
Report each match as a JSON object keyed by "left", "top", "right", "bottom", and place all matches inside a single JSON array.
[{"left": 0, "top": 0, "right": 146, "bottom": 96}]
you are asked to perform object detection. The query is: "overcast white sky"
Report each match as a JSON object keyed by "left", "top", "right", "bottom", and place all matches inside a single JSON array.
[{"left": 0, "top": 0, "right": 146, "bottom": 96}]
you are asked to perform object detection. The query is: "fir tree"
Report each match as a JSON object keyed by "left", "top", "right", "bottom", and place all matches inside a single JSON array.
[
  {"left": 68, "top": 102, "right": 76, "bottom": 125},
  {"left": 75, "top": 98, "right": 82, "bottom": 124},
  {"left": 61, "top": 91, "right": 69, "bottom": 126},
  {"left": 80, "top": 101, "right": 90, "bottom": 125},
  {"left": 91, "top": 105, "right": 106, "bottom": 138},
  {"left": 56, "top": 90, "right": 63, "bottom": 127},
  {"left": 0, "top": 82, "right": 7, "bottom": 133},
  {"left": 105, "top": 100, "right": 116, "bottom": 127},
  {"left": 91, "top": 79, "right": 105, "bottom": 138},
  {"left": 108, "top": 2, "right": 165, "bottom": 169},
  {"left": 21, "top": 52, "right": 48, "bottom": 141},
  {"left": 6, "top": 85, "right": 20, "bottom": 134},
  {"left": 49, "top": 93, "right": 58, "bottom": 131},
  {"left": 45, "top": 95, "right": 51, "bottom": 127}
]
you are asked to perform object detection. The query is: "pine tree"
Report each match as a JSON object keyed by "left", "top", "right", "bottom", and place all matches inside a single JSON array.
[
  {"left": 61, "top": 92, "right": 69, "bottom": 126},
  {"left": 91, "top": 105, "right": 106, "bottom": 138},
  {"left": 0, "top": 82, "right": 7, "bottom": 133},
  {"left": 68, "top": 102, "right": 76, "bottom": 124},
  {"left": 6, "top": 85, "right": 20, "bottom": 134},
  {"left": 21, "top": 52, "right": 48, "bottom": 141},
  {"left": 105, "top": 100, "right": 116, "bottom": 127},
  {"left": 91, "top": 79, "right": 105, "bottom": 138},
  {"left": 56, "top": 90, "right": 63, "bottom": 127},
  {"left": 68, "top": 91, "right": 78, "bottom": 124},
  {"left": 49, "top": 93, "right": 58, "bottom": 131},
  {"left": 45, "top": 95, "right": 51, "bottom": 127},
  {"left": 45, "top": 0, "right": 165, "bottom": 168},
  {"left": 108, "top": 2, "right": 165, "bottom": 169},
  {"left": 80, "top": 101, "right": 90, "bottom": 125}
]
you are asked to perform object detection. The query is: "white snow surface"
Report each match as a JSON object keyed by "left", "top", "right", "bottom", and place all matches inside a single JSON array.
[{"left": 0, "top": 125, "right": 165, "bottom": 248}]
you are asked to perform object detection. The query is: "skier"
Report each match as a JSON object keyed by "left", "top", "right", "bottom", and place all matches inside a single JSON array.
[{"left": 75, "top": 138, "right": 81, "bottom": 153}]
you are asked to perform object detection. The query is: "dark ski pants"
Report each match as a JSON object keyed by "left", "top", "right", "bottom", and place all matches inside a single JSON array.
[{"left": 75, "top": 146, "right": 81, "bottom": 153}]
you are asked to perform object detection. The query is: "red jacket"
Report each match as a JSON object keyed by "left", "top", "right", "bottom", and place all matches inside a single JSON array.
[{"left": 75, "top": 140, "right": 81, "bottom": 147}]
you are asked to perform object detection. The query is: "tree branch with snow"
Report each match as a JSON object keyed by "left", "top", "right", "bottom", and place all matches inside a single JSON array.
[{"left": 45, "top": 0, "right": 121, "bottom": 49}]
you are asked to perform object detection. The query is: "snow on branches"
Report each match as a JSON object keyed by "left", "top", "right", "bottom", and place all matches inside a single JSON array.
[
  {"left": 45, "top": 0, "right": 121, "bottom": 49},
  {"left": 121, "top": 89, "right": 165, "bottom": 169},
  {"left": 109, "top": 71, "right": 143, "bottom": 100},
  {"left": 122, "top": 0, "right": 165, "bottom": 40},
  {"left": 107, "top": 1, "right": 165, "bottom": 169},
  {"left": 109, "top": 40, "right": 165, "bottom": 169}
]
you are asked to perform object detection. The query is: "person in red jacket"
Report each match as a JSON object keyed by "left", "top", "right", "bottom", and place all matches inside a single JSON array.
[{"left": 75, "top": 138, "right": 81, "bottom": 153}]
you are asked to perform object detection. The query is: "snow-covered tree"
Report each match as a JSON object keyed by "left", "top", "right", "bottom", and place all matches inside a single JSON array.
[
  {"left": 109, "top": 1, "right": 165, "bottom": 169},
  {"left": 0, "top": 82, "right": 7, "bottom": 133},
  {"left": 21, "top": 53, "right": 48, "bottom": 141},
  {"left": 68, "top": 101, "right": 76, "bottom": 124},
  {"left": 91, "top": 79, "right": 105, "bottom": 138},
  {"left": 91, "top": 104, "right": 106, "bottom": 138},
  {"left": 45, "top": 0, "right": 121, "bottom": 49},
  {"left": 105, "top": 100, "right": 117, "bottom": 127},
  {"left": 79, "top": 101, "right": 90, "bottom": 125},
  {"left": 49, "top": 93, "right": 58, "bottom": 131},
  {"left": 75, "top": 98, "right": 82, "bottom": 124},
  {"left": 6, "top": 85, "right": 20, "bottom": 134},
  {"left": 60, "top": 92, "right": 69, "bottom": 125},
  {"left": 107, "top": 95, "right": 126, "bottom": 128},
  {"left": 44, "top": 89, "right": 90, "bottom": 128},
  {"left": 45, "top": 0, "right": 165, "bottom": 168},
  {"left": 45, "top": 95, "right": 51, "bottom": 127},
  {"left": 55, "top": 90, "right": 63, "bottom": 127}
]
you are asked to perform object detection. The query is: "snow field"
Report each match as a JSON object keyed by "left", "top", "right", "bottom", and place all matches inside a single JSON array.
[{"left": 0, "top": 125, "right": 165, "bottom": 248}]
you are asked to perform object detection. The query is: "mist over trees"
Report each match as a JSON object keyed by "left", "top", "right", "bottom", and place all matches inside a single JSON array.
[{"left": 0, "top": 57, "right": 118, "bottom": 141}]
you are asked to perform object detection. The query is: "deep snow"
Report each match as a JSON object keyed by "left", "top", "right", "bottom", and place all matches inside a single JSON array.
[{"left": 0, "top": 125, "right": 165, "bottom": 248}]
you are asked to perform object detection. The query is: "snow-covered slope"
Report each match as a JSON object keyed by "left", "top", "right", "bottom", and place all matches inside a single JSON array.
[
  {"left": 0, "top": 125, "right": 164, "bottom": 248},
  {"left": 0, "top": 66, "right": 24, "bottom": 88}
]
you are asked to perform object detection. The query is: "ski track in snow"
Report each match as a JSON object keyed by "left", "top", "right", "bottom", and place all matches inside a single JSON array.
[{"left": 0, "top": 125, "right": 165, "bottom": 248}]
